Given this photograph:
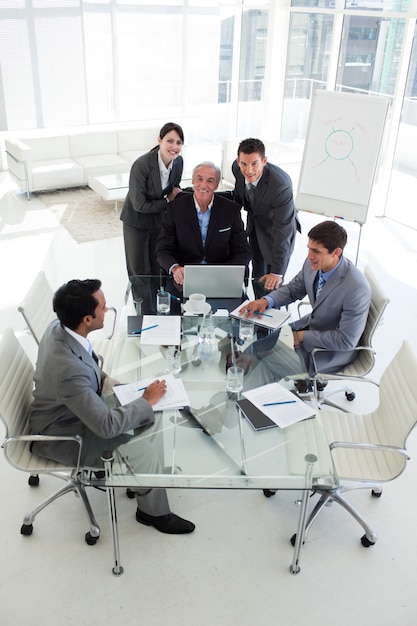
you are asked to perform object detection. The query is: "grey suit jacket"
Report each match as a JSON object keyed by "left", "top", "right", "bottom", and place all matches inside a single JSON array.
[
  {"left": 29, "top": 320, "right": 155, "bottom": 465},
  {"left": 268, "top": 256, "right": 371, "bottom": 374},
  {"left": 120, "top": 147, "right": 183, "bottom": 230},
  {"left": 231, "top": 160, "right": 300, "bottom": 277}
]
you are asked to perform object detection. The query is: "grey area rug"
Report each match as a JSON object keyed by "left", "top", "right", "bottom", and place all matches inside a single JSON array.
[{"left": 36, "top": 187, "right": 123, "bottom": 244}]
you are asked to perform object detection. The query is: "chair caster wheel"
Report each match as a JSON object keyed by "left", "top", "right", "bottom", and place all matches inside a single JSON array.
[
  {"left": 85, "top": 532, "right": 99, "bottom": 545},
  {"left": 345, "top": 391, "right": 356, "bottom": 401},
  {"left": 263, "top": 489, "right": 277, "bottom": 497},
  {"left": 126, "top": 488, "right": 135, "bottom": 499},
  {"left": 21, "top": 523, "right": 33, "bottom": 536},
  {"left": 361, "top": 534, "right": 375, "bottom": 547},
  {"left": 28, "top": 475, "right": 40, "bottom": 487},
  {"left": 372, "top": 489, "right": 382, "bottom": 497}
]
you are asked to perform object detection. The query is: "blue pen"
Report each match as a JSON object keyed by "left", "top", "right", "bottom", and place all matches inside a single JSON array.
[
  {"left": 254, "top": 310, "right": 273, "bottom": 318},
  {"left": 263, "top": 400, "right": 297, "bottom": 407},
  {"left": 133, "top": 324, "right": 158, "bottom": 335},
  {"left": 169, "top": 294, "right": 181, "bottom": 301},
  {"left": 137, "top": 386, "right": 147, "bottom": 392}
]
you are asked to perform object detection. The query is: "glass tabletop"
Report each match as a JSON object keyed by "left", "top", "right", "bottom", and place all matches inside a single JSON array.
[
  {"left": 90, "top": 172, "right": 130, "bottom": 191},
  {"left": 102, "top": 276, "right": 337, "bottom": 492}
]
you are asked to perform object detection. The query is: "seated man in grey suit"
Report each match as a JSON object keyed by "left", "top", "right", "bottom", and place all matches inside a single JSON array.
[
  {"left": 239, "top": 220, "right": 371, "bottom": 385},
  {"left": 156, "top": 161, "right": 250, "bottom": 287},
  {"left": 29, "top": 278, "right": 194, "bottom": 535}
]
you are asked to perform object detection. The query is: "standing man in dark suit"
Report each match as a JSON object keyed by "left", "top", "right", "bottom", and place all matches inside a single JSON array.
[
  {"left": 157, "top": 161, "right": 250, "bottom": 287},
  {"left": 232, "top": 138, "right": 300, "bottom": 295},
  {"left": 29, "top": 278, "right": 195, "bottom": 534},
  {"left": 120, "top": 122, "right": 184, "bottom": 278}
]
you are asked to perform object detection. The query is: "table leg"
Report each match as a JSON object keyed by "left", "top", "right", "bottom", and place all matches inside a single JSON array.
[
  {"left": 289, "top": 453, "right": 317, "bottom": 574},
  {"left": 102, "top": 451, "right": 124, "bottom": 576}
]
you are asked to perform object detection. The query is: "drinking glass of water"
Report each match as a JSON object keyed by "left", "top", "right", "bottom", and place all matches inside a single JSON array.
[
  {"left": 239, "top": 318, "right": 254, "bottom": 343},
  {"left": 157, "top": 290, "right": 170, "bottom": 314},
  {"left": 165, "top": 347, "right": 181, "bottom": 377},
  {"left": 226, "top": 366, "right": 244, "bottom": 393}
]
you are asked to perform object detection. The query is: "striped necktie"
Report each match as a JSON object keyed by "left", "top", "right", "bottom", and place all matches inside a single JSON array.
[
  {"left": 246, "top": 183, "right": 254, "bottom": 209},
  {"left": 87, "top": 340, "right": 99, "bottom": 364},
  {"left": 316, "top": 271, "right": 325, "bottom": 297}
]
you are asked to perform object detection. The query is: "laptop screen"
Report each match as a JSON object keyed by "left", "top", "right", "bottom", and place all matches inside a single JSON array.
[{"left": 183, "top": 265, "right": 245, "bottom": 298}]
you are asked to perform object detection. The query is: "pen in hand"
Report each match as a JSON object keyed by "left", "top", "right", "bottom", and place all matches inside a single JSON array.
[
  {"left": 253, "top": 310, "right": 273, "bottom": 318},
  {"left": 263, "top": 400, "right": 297, "bottom": 407}
]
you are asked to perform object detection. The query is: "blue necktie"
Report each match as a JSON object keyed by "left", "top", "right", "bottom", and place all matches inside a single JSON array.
[{"left": 316, "top": 271, "right": 325, "bottom": 297}]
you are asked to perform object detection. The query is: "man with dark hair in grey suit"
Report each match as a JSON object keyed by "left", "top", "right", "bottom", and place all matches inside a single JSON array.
[
  {"left": 29, "top": 278, "right": 195, "bottom": 534},
  {"left": 240, "top": 220, "right": 371, "bottom": 383}
]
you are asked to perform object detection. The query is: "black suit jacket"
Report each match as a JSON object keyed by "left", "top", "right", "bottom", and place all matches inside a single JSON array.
[
  {"left": 156, "top": 193, "right": 251, "bottom": 273},
  {"left": 232, "top": 160, "right": 300, "bottom": 277},
  {"left": 120, "top": 147, "right": 183, "bottom": 230}
]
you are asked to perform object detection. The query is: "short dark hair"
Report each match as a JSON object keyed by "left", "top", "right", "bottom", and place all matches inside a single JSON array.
[
  {"left": 237, "top": 138, "right": 266, "bottom": 159},
  {"left": 308, "top": 221, "right": 347, "bottom": 254},
  {"left": 53, "top": 279, "right": 102, "bottom": 330},
  {"left": 159, "top": 122, "right": 184, "bottom": 144}
]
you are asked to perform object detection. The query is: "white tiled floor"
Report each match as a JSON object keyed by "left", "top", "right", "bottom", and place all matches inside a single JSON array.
[{"left": 1, "top": 174, "right": 417, "bottom": 625}]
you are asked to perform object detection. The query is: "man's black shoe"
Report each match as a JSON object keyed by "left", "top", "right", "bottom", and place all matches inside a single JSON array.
[{"left": 136, "top": 509, "right": 195, "bottom": 534}]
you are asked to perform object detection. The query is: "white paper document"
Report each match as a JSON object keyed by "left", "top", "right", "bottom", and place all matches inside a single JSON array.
[
  {"left": 113, "top": 373, "right": 190, "bottom": 411},
  {"left": 243, "top": 382, "right": 315, "bottom": 428},
  {"left": 138, "top": 315, "right": 181, "bottom": 346},
  {"left": 229, "top": 302, "right": 290, "bottom": 331}
]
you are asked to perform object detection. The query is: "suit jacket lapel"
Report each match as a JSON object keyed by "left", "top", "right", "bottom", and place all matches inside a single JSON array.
[
  {"left": 185, "top": 195, "right": 204, "bottom": 251},
  {"left": 149, "top": 149, "right": 163, "bottom": 195},
  {"left": 56, "top": 324, "right": 102, "bottom": 391}
]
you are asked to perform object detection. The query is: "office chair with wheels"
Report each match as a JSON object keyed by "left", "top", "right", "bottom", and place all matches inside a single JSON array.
[
  {"left": 311, "top": 265, "right": 390, "bottom": 409},
  {"left": 292, "top": 340, "right": 417, "bottom": 549},
  {"left": 0, "top": 328, "right": 100, "bottom": 545},
  {"left": 18, "top": 271, "right": 118, "bottom": 368}
]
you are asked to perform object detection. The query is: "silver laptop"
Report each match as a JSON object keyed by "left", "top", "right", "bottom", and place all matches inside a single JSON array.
[{"left": 183, "top": 265, "right": 245, "bottom": 298}]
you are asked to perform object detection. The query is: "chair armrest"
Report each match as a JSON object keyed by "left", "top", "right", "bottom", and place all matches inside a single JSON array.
[
  {"left": 330, "top": 440, "right": 410, "bottom": 460},
  {"left": 297, "top": 298, "right": 311, "bottom": 317},
  {"left": 106, "top": 306, "right": 117, "bottom": 340},
  {"left": 5, "top": 137, "right": 31, "bottom": 163},
  {"left": 311, "top": 345, "right": 376, "bottom": 377},
  {"left": 4, "top": 138, "right": 32, "bottom": 198},
  {"left": 2, "top": 433, "right": 84, "bottom": 472}
]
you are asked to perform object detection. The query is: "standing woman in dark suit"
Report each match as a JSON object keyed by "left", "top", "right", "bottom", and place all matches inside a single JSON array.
[{"left": 120, "top": 122, "right": 184, "bottom": 277}]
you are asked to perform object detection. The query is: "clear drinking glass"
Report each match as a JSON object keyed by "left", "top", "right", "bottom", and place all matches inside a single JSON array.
[
  {"left": 165, "top": 347, "right": 181, "bottom": 376},
  {"left": 156, "top": 290, "right": 170, "bottom": 315},
  {"left": 226, "top": 366, "right": 244, "bottom": 393},
  {"left": 198, "top": 313, "right": 215, "bottom": 345},
  {"left": 239, "top": 318, "right": 254, "bottom": 343}
]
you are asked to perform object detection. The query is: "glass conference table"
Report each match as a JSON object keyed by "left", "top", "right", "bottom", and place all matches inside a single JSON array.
[{"left": 93, "top": 276, "right": 337, "bottom": 576}]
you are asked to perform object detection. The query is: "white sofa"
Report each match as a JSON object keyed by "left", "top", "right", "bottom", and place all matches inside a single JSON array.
[{"left": 5, "top": 126, "right": 159, "bottom": 198}]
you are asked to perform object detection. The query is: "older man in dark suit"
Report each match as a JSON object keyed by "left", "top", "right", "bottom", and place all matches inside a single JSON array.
[
  {"left": 156, "top": 161, "right": 250, "bottom": 286},
  {"left": 232, "top": 138, "right": 300, "bottom": 295}
]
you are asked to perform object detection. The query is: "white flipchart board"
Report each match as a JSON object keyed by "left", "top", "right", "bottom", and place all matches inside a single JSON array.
[{"left": 296, "top": 91, "right": 389, "bottom": 224}]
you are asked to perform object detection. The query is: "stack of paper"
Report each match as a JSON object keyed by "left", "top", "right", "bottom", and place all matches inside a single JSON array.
[
  {"left": 242, "top": 382, "right": 315, "bottom": 429},
  {"left": 113, "top": 373, "right": 190, "bottom": 411},
  {"left": 132, "top": 315, "right": 181, "bottom": 346},
  {"left": 229, "top": 302, "right": 290, "bottom": 330}
]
